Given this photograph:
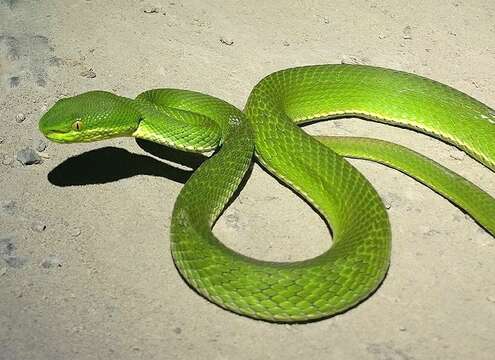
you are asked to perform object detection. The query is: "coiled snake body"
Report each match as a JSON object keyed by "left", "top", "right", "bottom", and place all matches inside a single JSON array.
[{"left": 40, "top": 65, "right": 495, "bottom": 322}]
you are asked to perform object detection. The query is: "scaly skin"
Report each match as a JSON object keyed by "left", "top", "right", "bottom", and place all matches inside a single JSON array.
[
  {"left": 315, "top": 136, "right": 495, "bottom": 235},
  {"left": 39, "top": 64, "right": 495, "bottom": 322}
]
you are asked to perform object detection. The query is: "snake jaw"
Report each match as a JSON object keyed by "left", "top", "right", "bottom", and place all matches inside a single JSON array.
[{"left": 43, "top": 129, "right": 71, "bottom": 143}]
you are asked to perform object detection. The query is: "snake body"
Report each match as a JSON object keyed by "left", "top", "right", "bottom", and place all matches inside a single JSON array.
[{"left": 39, "top": 64, "right": 495, "bottom": 322}]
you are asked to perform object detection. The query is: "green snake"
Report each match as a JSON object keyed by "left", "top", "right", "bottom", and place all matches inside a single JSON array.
[{"left": 39, "top": 64, "right": 495, "bottom": 322}]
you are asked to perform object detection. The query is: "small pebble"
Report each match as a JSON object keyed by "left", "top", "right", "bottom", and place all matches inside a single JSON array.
[
  {"left": 322, "top": 16, "right": 330, "bottom": 24},
  {"left": 35, "top": 139, "right": 48, "bottom": 152},
  {"left": 10, "top": 77, "right": 20, "bottom": 88},
  {"left": 341, "top": 55, "right": 366, "bottom": 65},
  {"left": 399, "top": 326, "right": 407, "bottom": 331},
  {"left": 1, "top": 200, "right": 16, "bottom": 215},
  {"left": 143, "top": 6, "right": 159, "bottom": 13},
  {"left": 383, "top": 192, "right": 402, "bottom": 209},
  {"left": 173, "top": 327, "right": 182, "bottom": 334},
  {"left": 72, "top": 325, "right": 84, "bottom": 334},
  {"left": 487, "top": 296, "right": 495, "bottom": 303},
  {"left": 15, "top": 113, "right": 26, "bottom": 123},
  {"left": 282, "top": 40, "right": 290, "bottom": 47},
  {"left": 17, "top": 147, "right": 42, "bottom": 165},
  {"left": 70, "top": 227, "right": 81, "bottom": 237},
  {"left": 0, "top": 236, "right": 16, "bottom": 256},
  {"left": 3, "top": 255, "right": 28, "bottom": 268},
  {"left": 49, "top": 56, "right": 64, "bottom": 67},
  {"left": 0, "top": 267, "right": 6, "bottom": 276},
  {"left": 31, "top": 221, "right": 47, "bottom": 233},
  {"left": 80, "top": 69, "right": 96, "bottom": 78},
  {"left": 219, "top": 36, "right": 234, "bottom": 46},
  {"left": 40, "top": 255, "right": 62, "bottom": 269},
  {"left": 403, "top": 25, "right": 412, "bottom": 40},
  {"left": 449, "top": 150, "right": 465, "bottom": 161},
  {"left": 225, "top": 213, "right": 239, "bottom": 229},
  {"left": 424, "top": 228, "right": 441, "bottom": 237},
  {"left": 2, "top": 154, "right": 13, "bottom": 166},
  {"left": 0, "top": 236, "right": 26, "bottom": 268}
]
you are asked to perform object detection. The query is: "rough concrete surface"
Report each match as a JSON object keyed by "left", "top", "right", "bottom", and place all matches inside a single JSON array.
[{"left": 1, "top": 1, "right": 495, "bottom": 359}]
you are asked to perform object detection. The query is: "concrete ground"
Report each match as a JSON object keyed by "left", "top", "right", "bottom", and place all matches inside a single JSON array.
[{"left": 1, "top": 0, "right": 494, "bottom": 359}]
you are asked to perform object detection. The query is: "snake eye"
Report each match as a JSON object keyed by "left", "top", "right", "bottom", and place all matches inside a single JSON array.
[{"left": 72, "top": 120, "right": 83, "bottom": 131}]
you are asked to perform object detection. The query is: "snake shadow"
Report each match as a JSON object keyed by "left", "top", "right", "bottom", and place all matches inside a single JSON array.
[
  {"left": 48, "top": 139, "right": 208, "bottom": 186},
  {"left": 47, "top": 138, "right": 254, "bottom": 217}
]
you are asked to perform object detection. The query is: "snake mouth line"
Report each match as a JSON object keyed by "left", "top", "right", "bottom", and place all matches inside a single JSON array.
[{"left": 43, "top": 129, "right": 72, "bottom": 143}]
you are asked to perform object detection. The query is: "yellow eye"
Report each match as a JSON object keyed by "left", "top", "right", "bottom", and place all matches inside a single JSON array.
[{"left": 72, "top": 120, "right": 83, "bottom": 131}]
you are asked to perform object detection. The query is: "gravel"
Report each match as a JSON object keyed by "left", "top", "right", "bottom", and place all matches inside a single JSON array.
[
  {"left": 0, "top": 235, "right": 27, "bottom": 268},
  {"left": 79, "top": 69, "right": 96, "bottom": 78},
  {"left": 34, "top": 139, "right": 48, "bottom": 152},
  {"left": 40, "top": 255, "right": 63, "bottom": 269},
  {"left": 16, "top": 147, "right": 42, "bottom": 165},
  {"left": 15, "top": 113, "right": 26, "bottom": 123}
]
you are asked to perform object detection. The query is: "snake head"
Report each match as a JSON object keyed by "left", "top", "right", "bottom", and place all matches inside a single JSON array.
[{"left": 39, "top": 91, "right": 142, "bottom": 143}]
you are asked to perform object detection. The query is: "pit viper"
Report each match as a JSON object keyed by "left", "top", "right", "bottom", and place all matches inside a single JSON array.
[{"left": 39, "top": 64, "right": 495, "bottom": 322}]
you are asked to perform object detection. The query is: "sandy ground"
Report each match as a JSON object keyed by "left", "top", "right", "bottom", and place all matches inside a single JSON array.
[{"left": 1, "top": 0, "right": 495, "bottom": 359}]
